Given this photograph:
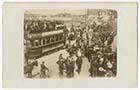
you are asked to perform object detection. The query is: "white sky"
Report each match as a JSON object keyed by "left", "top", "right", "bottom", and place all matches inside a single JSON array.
[{"left": 25, "top": 9, "right": 86, "bottom": 15}]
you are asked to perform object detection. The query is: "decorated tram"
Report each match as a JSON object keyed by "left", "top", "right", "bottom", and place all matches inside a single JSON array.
[{"left": 24, "top": 19, "right": 64, "bottom": 59}]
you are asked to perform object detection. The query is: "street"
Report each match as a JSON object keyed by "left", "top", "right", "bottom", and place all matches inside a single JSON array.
[
  {"left": 24, "top": 9, "right": 117, "bottom": 78},
  {"left": 30, "top": 49, "right": 90, "bottom": 79}
]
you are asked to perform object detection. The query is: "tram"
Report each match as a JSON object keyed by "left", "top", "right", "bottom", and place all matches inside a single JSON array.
[{"left": 24, "top": 20, "right": 64, "bottom": 59}]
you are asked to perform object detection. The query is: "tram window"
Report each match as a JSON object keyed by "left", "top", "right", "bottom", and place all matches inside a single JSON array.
[
  {"left": 26, "top": 40, "right": 31, "bottom": 47},
  {"left": 56, "top": 35, "right": 59, "bottom": 41},
  {"left": 31, "top": 41, "right": 34, "bottom": 47},
  {"left": 34, "top": 40, "right": 39, "bottom": 47},
  {"left": 56, "top": 36, "right": 58, "bottom": 41},
  {"left": 55, "top": 36, "right": 57, "bottom": 41},
  {"left": 39, "top": 40, "right": 41, "bottom": 46},
  {"left": 60, "top": 35, "right": 62, "bottom": 40},
  {"left": 49, "top": 38, "right": 51, "bottom": 43},
  {"left": 43, "top": 39, "right": 46, "bottom": 45},
  {"left": 57, "top": 35, "right": 60, "bottom": 40},
  {"left": 58, "top": 36, "right": 60, "bottom": 40},
  {"left": 53, "top": 36, "right": 56, "bottom": 41},
  {"left": 58, "top": 35, "right": 62, "bottom": 40},
  {"left": 45, "top": 38, "right": 48, "bottom": 43},
  {"left": 47, "top": 37, "right": 50, "bottom": 43},
  {"left": 35, "top": 42, "right": 39, "bottom": 46},
  {"left": 50, "top": 36, "right": 54, "bottom": 42}
]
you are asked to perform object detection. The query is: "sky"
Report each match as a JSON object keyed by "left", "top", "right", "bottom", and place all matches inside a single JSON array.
[{"left": 25, "top": 9, "right": 86, "bottom": 15}]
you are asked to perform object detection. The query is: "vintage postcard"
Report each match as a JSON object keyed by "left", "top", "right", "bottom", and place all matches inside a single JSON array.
[
  {"left": 24, "top": 9, "right": 117, "bottom": 79},
  {"left": 3, "top": 2, "right": 137, "bottom": 88}
]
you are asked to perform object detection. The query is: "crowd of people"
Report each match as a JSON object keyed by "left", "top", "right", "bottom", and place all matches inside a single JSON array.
[
  {"left": 24, "top": 20, "right": 64, "bottom": 33},
  {"left": 56, "top": 54, "right": 80, "bottom": 78},
  {"left": 56, "top": 20, "right": 117, "bottom": 78},
  {"left": 24, "top": 19, "right": 117, "bottom": 78}
]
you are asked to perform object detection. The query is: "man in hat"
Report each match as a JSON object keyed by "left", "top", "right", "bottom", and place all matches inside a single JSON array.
[
  {"left": 40, "top": 61, "right": 49, "bottom": 78},
  {"left": 65, "top": 59, "right": 71, "bottom": 78},
  {"left": 76, "top": 56, "right": 83, "bottom": 74},
  {"left": 59, "top": 54, "right": 64, "bottom": 60},
  {"left": 89, "top": 55, "right": 98, "bottom": 77},
  {"left": 70, "top": 60, "right": 75, "bottom": 77},
  {"left": 56, "top": 56, "right": 65, "bottom": 76},
  {"left": 26, "top": 61, "right": 33, "bottom": 78}
]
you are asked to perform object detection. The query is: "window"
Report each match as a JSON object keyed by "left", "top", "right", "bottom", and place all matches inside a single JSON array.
[
  {"left": 39, "top": 40, "right": 41, "bottom": 46},
  {"left": 45, "top": 38, "right": 48, "bottom": 44},
  {"left": 43, "top": 39, "right": 46, "bottom": 45},
  {"left": 34, "top": 40, "right": 39, "bottom": 47},
  {"left": 59, "top": 35, "right": 63, "bottom": 40},
  {"left": 35, "top": 42, "right": 39, "bottom": 46},
  {"left": 50, "top": 36, "right": 54, "bottom": 42},
  {"left": 47, "top": 37, "right": 50, "bottom": 43},
  {"left": 53, "top": 36, "right": 56, "bottom": 41},
  {"left": 58, "top": 35, "right": 60, "bottom": 40},
  {"left": 60, "top": 35, "right": 62, "bottom": 40},
  {"left": 31, "top": 41, "right": 34, "bottom": 47},
  {"left": 26, "top": 40, "right": 31, "bottom": 47},
  {"left": 56, "top": 35, "right": 59, "bottom": 41}
]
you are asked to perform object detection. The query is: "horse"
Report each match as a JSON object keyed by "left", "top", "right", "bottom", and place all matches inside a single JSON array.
[{"left": 24, "top": 60, "right": 38, "bottom": 78}]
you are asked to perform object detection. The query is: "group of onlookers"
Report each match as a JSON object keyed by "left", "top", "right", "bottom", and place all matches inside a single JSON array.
[
  {"left": 24, "top": 20, "right": 64, "bottom": 33},
  {"left": 57, "top": 20, "right": 117, "bottom": 77}
]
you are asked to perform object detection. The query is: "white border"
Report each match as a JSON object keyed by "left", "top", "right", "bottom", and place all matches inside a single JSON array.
[{"left": 0, "top": 0, "right": 139, "bottom": 89}]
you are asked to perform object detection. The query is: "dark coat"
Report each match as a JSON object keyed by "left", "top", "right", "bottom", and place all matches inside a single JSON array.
[
  {"left": 76, "top": 57, "right": 83, "bottom": 65},
  {"left": 56, "top": 60, "right": 65, "bottom": 70},
  {"left": 41, "top": 64, "right": 48, "bottom": 72}
]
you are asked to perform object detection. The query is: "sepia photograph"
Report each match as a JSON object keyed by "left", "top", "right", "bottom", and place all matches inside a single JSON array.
[
  {"left": 3, "top": 2, "right": 137, "bottom": 88},
  {"left": 24, "top": 9, "right": 117, "bottom": 79}
]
